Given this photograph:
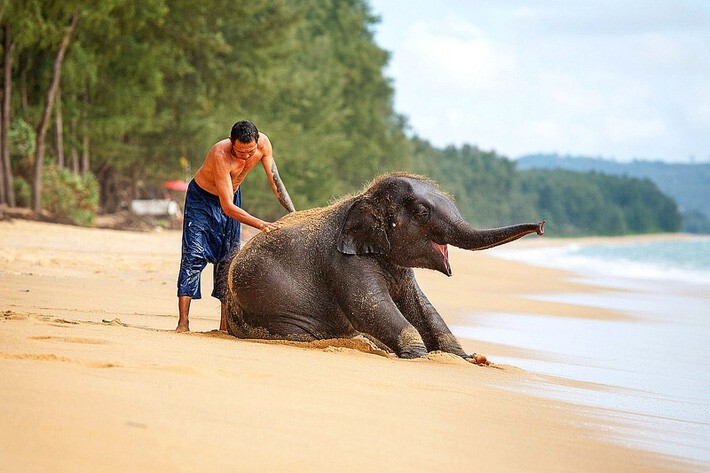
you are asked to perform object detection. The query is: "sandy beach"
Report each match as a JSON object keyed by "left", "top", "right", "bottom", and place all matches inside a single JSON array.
[{"left": 0, "top": 219, "right": 699, "bottom": 472}]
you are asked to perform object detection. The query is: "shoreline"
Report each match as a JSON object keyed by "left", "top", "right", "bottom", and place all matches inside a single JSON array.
[
  {"left": 453, "top": 235, "right": 710, "bottom": 465},
  {"left": 0, "top": 220, "right": 702, "bottom": 472}
]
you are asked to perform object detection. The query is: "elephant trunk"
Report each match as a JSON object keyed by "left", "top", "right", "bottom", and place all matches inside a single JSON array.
[{"left": 448, "top": 220, "right": 545, "bottom": 251}]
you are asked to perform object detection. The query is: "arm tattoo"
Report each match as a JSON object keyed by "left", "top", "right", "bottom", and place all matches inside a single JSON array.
[{"left": 271, "top": 161, "right": 296, "bottom": 212}]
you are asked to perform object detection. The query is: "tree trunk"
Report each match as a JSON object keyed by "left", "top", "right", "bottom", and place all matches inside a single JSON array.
[
  {"left": 1, "top": 24, "right": 15, "bottom": 207},
  {"left": 19, "top": 57, "right": 28, "bottom": 114},
  {"left": 0, "top": 91, "right": 7, "bottom": 205},
  {"left": 55, "top": 85, "right": 65, "bottom": 168},
  {"left": 81, "top": 84, "right": 89, "bottom": 174},
  {"left": 70, "top": 115, "right": 80, "bottom": 173},
  {"left": 0, "top": 65, "right": 4, "bottom": 206},
  {"left": 32, "top": 12, "right": 78, "bottom": 212}
]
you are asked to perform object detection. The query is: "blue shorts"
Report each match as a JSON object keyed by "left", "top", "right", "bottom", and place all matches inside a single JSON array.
[{"left": 177, "top": 179, "right": 241, "bottom": 301}]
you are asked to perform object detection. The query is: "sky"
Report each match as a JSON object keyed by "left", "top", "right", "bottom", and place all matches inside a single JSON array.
[{"left": 368, "top": 0, "right": 710, "bottom": 162}]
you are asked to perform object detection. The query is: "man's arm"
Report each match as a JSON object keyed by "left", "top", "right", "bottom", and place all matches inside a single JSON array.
[{"left": 261, "top": 137, "right": 296, "bottom": 213}]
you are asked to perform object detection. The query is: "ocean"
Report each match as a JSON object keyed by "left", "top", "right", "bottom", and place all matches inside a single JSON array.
[{"left": 453, "top": 236, "right": 710, "bottom": 468}]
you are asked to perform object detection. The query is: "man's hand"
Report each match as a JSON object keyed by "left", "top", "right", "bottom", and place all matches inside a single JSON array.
[{"left": 261, "top": 222, "right": 283, "bottom": 233}]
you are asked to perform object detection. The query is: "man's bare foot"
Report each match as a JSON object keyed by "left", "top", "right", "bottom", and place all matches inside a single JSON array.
[{"left": 175, "top": 323, "right": 189, "bottom": 333}]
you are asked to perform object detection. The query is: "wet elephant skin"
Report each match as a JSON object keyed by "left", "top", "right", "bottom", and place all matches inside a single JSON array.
[{"left": 225, "top": 173, "right": 544, "bottom": 360}]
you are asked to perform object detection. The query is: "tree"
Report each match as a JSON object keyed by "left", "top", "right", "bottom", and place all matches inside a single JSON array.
[
  {"left": 518, "top": 169, "right": 681, "bottom": 236},
  {"left": 1, "top": 24, "right": 15, "bottom": 205},
  {"left": 32, "top": 11, "right": 78, "bottom": 211}
]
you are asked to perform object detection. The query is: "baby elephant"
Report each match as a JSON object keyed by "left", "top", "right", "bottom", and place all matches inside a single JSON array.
[{"left": 225, "top": 173, "right": 544, "bottom": 363}]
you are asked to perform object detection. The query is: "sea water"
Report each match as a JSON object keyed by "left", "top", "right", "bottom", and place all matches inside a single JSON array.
[
  {"left": 453, "top": 237, "right": 710, "bottom": 467},
  {"left": 491, "top": 237, "right": 710, "bottom": 287}
]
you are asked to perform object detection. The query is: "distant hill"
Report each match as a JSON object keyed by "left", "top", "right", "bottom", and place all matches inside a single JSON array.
[{"left": 516, "top": 154, "right": 710, "bottom": 233}]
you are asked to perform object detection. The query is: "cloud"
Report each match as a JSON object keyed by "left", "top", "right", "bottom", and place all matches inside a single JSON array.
[
  {"left": 371, "top": 0, "right": 710, "bottom": 161},
  {"left": 513, "top": 0, "right": 709, "bottom": 36},
  {"left": 604, "top": 116, "right": 668, "bottom": 143},
  {"left": 394, "top": 17, "right": 515, "bottom": 92}
]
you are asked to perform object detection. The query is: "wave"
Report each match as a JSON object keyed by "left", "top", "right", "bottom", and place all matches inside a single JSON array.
[{"left": 491, "top": 238, "right": 710, "bottom": 286}]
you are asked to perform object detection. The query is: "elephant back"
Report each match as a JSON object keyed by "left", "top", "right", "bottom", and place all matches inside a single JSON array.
[{"left": 232, "top": 200, "right": 352, "bottom": 275}]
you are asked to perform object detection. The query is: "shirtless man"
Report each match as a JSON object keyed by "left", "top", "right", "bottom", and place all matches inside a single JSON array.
[{"left": 176, "top": 120, "right": 296, "bottom": 332}]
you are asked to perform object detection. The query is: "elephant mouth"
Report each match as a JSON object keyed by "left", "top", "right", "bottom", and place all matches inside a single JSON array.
[{"left": 430, "top": 241, "right": 451, "bottom": 276}]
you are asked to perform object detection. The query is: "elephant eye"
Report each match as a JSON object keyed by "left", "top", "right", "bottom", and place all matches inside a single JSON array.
[{"left": 413, "top": 203, "right": 431, "bottom": 223}]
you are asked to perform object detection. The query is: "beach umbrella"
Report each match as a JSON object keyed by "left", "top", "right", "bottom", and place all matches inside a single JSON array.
[{"left": 162, "top": 180, "right": 188, "bottom": 192}]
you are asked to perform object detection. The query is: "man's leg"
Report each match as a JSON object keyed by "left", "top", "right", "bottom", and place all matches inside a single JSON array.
[
  {"left": 214, "top": 189, "right": 240, "bottom": 333},
  {"left": 220, "top": 303, "right": 227, "bottom": 332},
  {"left": 176, "top": 179, "right": 211, "bottom": 332},
  {"left": 177, "top": 296, "right": 192, "bottom": 332}
]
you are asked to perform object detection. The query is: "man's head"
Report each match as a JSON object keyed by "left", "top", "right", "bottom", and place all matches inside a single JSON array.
[
  {"left": 230, "top": 120, "right": 259, "bottom": 160},
  {"left": 230, "top": 120, "right": 259, "bottom": 144}
]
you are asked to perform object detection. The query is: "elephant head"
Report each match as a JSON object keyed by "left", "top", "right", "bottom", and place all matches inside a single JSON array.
[{"left": 337, "top": 173, "right": 544, "bottom": 276}]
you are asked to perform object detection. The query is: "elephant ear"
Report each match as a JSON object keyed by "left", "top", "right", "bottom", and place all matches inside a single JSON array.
[{"left": 337, "top": 198, "right": 390, "bottom": 255}]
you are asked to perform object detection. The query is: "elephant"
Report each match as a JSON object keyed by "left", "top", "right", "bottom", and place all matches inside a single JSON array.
[{"left": 225, "top": 172, "right": 544, "bottom": 363}]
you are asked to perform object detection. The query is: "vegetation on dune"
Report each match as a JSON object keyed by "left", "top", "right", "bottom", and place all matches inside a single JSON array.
[
  {"left": 517, "top": 154, "right": 710, "bottom": 233},
  {"left": 410, "top": 140, "right": 681, "bottom": 235},
  {"left": 0, "top": 1, "right": 683, "bottom": 234}
]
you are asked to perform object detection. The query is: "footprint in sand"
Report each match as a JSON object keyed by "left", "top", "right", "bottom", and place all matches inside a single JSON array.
[
  {"left": 2, "top": 310, "right": 28, "bottom": 320},
  {"left": 29, "top": 335, "right": 109, "bottom": 345},
  {"left": 0, "top": 352, "right": 122, "bottom": 368}
]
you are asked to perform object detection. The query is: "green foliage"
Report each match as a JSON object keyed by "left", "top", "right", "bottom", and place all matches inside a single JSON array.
[
  {"left": 8, "top": 118, "right": 37, "bottom": 182},
  {"left": 41, "top": 165, "right": 99, "bottom": 226},
  {"left": 13, "top": 177, "right": 32, "bottom": 208},
  {"left": 9, "top": 118, "right": 36, "bottom": 157},
  {"left": 517, "top": 154, "right": 710, "bottom": 233},
  {"left": 2, "top": 1, "right": 685, "bottom": 236},
  {"left": 409, "top": 140, "right": 680, "bottom": 236},
  {"left": 518, "top": 169, "right": 681, "bottom": 236}
]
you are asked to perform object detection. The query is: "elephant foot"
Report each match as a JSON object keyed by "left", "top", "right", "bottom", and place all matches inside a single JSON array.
[
  {"left": 465, "top": 353, "right": 489, "bottom": 365},
  {"left": 399, "top": 345, "right": 428, "bottom": 359},
  {"left": 397, "top": 326, "right": 428, "bottom": 358}
]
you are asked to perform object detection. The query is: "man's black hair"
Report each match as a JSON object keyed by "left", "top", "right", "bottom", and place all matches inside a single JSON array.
[{"left": 230, "top": 120, "right": 259, "bottom": 144}]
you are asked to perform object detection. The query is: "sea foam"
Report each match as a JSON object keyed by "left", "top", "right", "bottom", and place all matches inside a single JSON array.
[{"left": 491, "top": 238, "right": 710, "bottom": 286}]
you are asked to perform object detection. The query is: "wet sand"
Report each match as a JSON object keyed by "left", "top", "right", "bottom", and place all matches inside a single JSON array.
[{"left": 0, "top": 219, "right": 697, "bottom": 472}]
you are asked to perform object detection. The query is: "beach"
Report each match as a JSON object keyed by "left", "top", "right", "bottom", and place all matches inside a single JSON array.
[{"left": 0, "top": 219, "right": 706, "bottom": 472}]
